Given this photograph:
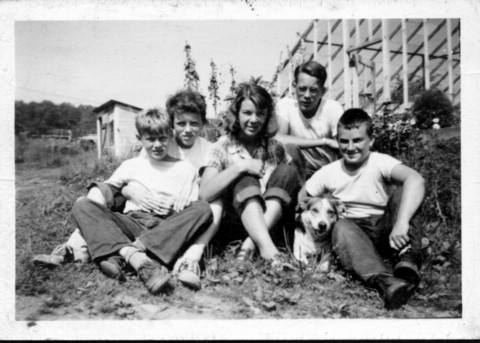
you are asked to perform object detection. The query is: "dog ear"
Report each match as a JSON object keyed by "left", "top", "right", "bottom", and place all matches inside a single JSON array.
[{"left": 298, "top": 196, "right": 311, "bottom": 211}]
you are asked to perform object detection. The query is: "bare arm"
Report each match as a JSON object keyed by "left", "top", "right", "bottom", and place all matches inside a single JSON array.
[
  {"left": 199, "top": 159, "right": 264, "bottom": 203},
  {"left": 389, "top": 164, "right": 426, "bottom": 250},
  {"left": 275, "top": 114, "right": 339, "bottom": 149}
]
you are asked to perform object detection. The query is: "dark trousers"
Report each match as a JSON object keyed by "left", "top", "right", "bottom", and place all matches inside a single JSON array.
[
  {"left": 71, "top": 198, "right": 213, "bottom": 268},
  {"left": 216, "top": 163, "right": 300, "bottom": 245},
  {"left": 331, "top": 186, "right": 422, "bottom": 283}
]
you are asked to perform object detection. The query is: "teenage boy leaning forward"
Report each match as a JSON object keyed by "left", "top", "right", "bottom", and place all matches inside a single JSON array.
[
  {"left": 71, "top": 108, "right": 213, "bottom": 295},
  {"left": 276, "top": 60, "right": 344, "bottom": 180},
  {"left": 299, "top": 108, "right": 425, "bottom": 310}
]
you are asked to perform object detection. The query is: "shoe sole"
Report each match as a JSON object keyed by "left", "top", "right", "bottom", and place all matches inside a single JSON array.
[
  {"left": 385, "top": 284, "right": 414, "bottom": 310},
  {"left": 146, "top": 274, "right": 172, "bottom": 295},
  {"left": 99, "top": 260, "right": 123, "bottom": 279},
  {"left": 178, "top": 271, "right": 201, "bottom": 291},
  {"left": 32, "top": 255, "right": 62, "bottom": 267},
  {"left": 394, "top": 262, "right": 420, "bottom": 286}
]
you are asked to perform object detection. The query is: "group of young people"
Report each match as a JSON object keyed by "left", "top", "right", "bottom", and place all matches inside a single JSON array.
[{"left": 33, "top": 60, "right": 425, "bottom": 310}]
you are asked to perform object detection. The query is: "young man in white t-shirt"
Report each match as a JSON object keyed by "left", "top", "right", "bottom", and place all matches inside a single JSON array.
[
  {"left": 276, "top": 61, "right": 344, "bottom": 179},
  {"left": 33, "top": 89, "right": 221, "bottom": 291},
  {"left": 299, "top": 108, "right": 425, "bottom": 310},
  {"left": 72, "top": 108, "right": 213, "bottom": 295}
]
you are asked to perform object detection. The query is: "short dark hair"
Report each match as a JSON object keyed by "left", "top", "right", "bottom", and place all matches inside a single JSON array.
[
  {"left": 294, "top": 61, "right": 327, "bottom": 87},
  {"left": 338, "top": 108, "right": 373, "bottom": 138},
  {"left": 224, "top": 82, "right": 278, "bottom": 139},
  {"left": 166, "top": 88, "right": 207, "bottom": 124}
]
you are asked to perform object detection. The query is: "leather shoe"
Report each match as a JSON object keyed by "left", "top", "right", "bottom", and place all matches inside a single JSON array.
[{"left": 369, "top": 274, "right": 414, "bottom": 310}]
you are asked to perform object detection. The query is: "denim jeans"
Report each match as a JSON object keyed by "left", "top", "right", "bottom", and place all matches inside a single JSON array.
[
  {"left": 216, "top": 162, "right": 300, "bottom": 245},
  {"left": 332, "top": 186, "right": 422, "bottom": 283},
  {"left": 71, "top": 198, "right": 213, "bottom": 268}
]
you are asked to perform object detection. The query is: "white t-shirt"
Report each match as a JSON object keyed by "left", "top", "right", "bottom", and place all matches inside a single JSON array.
[
  {"left": 276, "top": 96, "right": 343, "bottom": 168},
  {"left": 305, "top": 152, "right": 402, "bottom": 218},
  {"left": 106, "top": 154, "right": 198, "bottom": 214},
  {"left": 140, "top": 136, "right": 213, "bottom": 171}
]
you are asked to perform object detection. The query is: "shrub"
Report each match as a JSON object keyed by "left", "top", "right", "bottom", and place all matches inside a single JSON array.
[{"left": 412, "top": 88, "right": 455, "bottom": 130}]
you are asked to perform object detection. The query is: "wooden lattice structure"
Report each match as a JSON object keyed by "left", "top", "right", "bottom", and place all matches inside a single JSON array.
[{"left": 272, "top": 19, "right": 460, "bottom": 116}]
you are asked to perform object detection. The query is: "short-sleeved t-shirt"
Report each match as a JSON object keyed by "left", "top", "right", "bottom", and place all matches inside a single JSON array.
[
  {"left": 305, "top": 152, "right": 402, "bottom": 218},
  {"left": 276, "top": 96, "right": 343, "bottom": 168},
  {"left": 106, "top": 154, "right": 198, "bottom": 214}
]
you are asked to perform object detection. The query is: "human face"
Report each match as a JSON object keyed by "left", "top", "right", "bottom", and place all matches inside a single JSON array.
[
  {"left": 294, "top": 72, "right": 325, "bottom": 117},
  {"left": 238, "top": 98, "right": 267, "bottom": 141},
  {"left": 173, "top": 112, "right": 204, "bottom": 149},
  {"left": 337, "top": 123, "right": 374, "bottom": 171},
  {"left": 138, "top": 131, "right": 171, "bottom": 162}
]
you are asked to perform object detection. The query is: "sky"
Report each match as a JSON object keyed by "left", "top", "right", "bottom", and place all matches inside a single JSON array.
[{"left": 16, "top": 20, "right": 310, "bottom": 117}]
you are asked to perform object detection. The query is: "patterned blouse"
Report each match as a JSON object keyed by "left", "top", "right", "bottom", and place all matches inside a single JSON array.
[{"left": 202, "top": 133, "right": 291, "bottom": 192}]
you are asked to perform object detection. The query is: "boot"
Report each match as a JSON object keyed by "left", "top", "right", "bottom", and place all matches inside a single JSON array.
[
  {"left": 369, "top": 274, "right": 414, "bottom": 310},
  {"left": 394, "top": 245, "right": 421, "bottom": 287}
]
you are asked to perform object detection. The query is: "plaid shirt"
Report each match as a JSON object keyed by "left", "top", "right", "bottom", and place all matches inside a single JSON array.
[{"left": 203, "top": 134, "right": 291, "bottom": 192}]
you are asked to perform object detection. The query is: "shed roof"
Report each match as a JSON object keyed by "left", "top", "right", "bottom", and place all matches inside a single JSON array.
[{"left": 93, "top": 99, "right": 143, "bottom": 114}]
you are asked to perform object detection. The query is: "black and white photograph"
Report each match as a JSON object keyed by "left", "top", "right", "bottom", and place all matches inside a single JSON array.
[{"left": 1, "top": 0, "right": 479, "bottom": 340}]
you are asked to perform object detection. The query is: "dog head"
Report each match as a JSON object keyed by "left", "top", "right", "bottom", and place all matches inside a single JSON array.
[{"left": 299, "top": 196, "right": 345, "bottom": 240}]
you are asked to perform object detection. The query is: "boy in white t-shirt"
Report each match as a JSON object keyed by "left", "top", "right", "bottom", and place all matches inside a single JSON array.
[
  {"left": 70, "top": 108, "right": 213, "bottom": 295},
  {"left": 276, "top": 61, "right": 344, "bottom": 179},
  {"left": 299, "top": 108, "right": 425, "bottom": 310},
  {"left": 33, "top": 89, "right": 221, "bottom": 291}
]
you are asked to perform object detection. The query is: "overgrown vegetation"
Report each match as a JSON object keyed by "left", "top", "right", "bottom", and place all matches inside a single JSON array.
[{"left": 16, "top": 118, "right": 461, "bottom": 320}]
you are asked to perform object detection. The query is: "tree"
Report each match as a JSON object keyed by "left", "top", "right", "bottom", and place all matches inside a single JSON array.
[
  {"left": 184, "top": 42, "right": 200, "bottom": 91},
  {"left": 208, "top": 59, "right": 221, "bottom": 117}
]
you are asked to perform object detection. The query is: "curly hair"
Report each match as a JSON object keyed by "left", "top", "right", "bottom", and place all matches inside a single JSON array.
[
  {"left": 223, "top": 82, "right": 278, "bottom": 140},
  {"left": 166, "top": 88, "right": 208, "bottom": 124}
]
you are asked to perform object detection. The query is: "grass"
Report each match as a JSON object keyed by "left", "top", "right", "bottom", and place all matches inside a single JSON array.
[{"left": 15, "top": 135, "right": 462, "bottom": 320}]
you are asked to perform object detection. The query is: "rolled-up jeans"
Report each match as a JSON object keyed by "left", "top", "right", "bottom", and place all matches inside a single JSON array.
[
  {"left": 71, "top": 198, "right": 213, "bottom": 268},
  {"left": 332, "top": 187, "right": 422, "bottom": 283},
  {"left": 217, "top": 163, "right": 300, "bottom": 244}
]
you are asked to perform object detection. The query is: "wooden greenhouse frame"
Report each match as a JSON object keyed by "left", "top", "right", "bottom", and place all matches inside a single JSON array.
[{"left": 272, "top": 19, "right": 460, "bottom": 117}]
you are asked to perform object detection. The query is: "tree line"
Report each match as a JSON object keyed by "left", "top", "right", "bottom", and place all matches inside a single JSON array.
[{"left": 15, "top": 100, "right": 97, "bottom": 138}]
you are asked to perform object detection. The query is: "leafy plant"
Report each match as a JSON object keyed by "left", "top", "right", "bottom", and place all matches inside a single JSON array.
[
  {"left": 412, "top": 88, "right": 455, "bottom": 130},
  {"left": 184, "top": 42, "right": 200, "bottom": 91}
]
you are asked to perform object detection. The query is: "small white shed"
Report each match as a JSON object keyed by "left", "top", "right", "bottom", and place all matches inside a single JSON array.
[{"left": 93, "top": 99, "right": 143, "bottom": 159}]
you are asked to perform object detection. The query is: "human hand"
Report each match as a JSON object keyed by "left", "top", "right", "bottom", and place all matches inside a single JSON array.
[
  {"left": 236, "top": 159, "right": 265, "bottom": 177},
  {"left": 124, "top": 182, "right": 173, "bottom": 216},
  {"left": 389, "top": 221, "right": 410, "bottom": 251}
]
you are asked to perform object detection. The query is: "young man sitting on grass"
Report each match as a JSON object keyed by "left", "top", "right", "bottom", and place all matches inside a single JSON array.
[
  {"left": 298, "top": 108, "right": 425, "bottom": 310},
  {"left": 33, "top": 89, "right": 223, "bottom": 291},
  {"left": 70, "top": 108, "right": 213, "bottom": 295}
]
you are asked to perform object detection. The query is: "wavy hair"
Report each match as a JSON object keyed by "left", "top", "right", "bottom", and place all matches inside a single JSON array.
[
  {"left": 223, "top": 82, "right": 278, "bottom": 140},
  {"left": 166, "top": 88, "right": 207, "bottom": 124}
]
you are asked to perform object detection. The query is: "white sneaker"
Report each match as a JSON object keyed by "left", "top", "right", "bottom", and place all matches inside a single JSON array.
[
  {"left": 32, "top": 244, "right": 74, "bottom": 267},
  {"left": 177, "top": 258, "right": 201, "bottom": 291}
]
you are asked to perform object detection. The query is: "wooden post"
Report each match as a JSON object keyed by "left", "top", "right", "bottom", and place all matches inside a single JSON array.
[
  {"left": 313, "top": 19, "right": 318, "bottom": 61},
  {"left": 381, "top": 19, "right": 391, "bottom": 102},
  {"left": 113, "top": 108, "right": 121, "bottom": 157},
  {"left": 352, "top": 20, "right": 361, "bottom": 107},
  {"left": 96, "top": 116, "right": 102, "bottom": 159},
  {"left": 401, "top": 19, "right": 409, "bottom": 109},
  {"left": 327, "top": 19, "right": 333, "bottom": 99},
  {"left": 446, "top": 18, "right": 454, "bottom": 102},
  {"left": 343, "top": 19, "right": 351, "bottom": 109},
  {"left": 423, "top": 18, "right": 431, "bottom": 90}
]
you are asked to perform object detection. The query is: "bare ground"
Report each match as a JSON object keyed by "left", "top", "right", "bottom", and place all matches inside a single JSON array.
[{"left": 15, "top": 166, "right": 462, "bottom": 321}]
